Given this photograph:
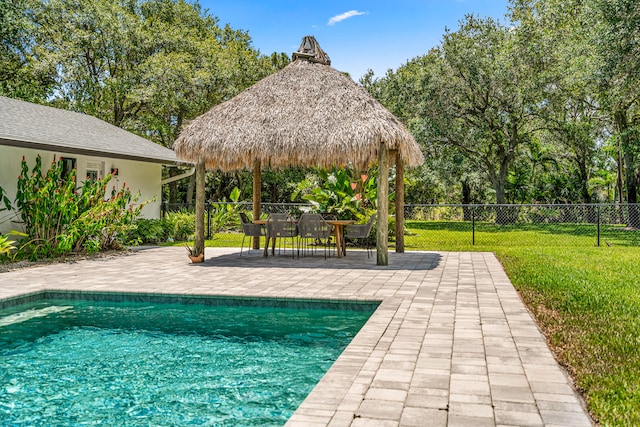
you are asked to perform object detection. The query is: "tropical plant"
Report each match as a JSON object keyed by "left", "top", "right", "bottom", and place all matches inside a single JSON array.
[
  {"left": 209, "top": 186, "right": 243, "bottom": 232},
  {"left": 291, "top": 168, "right": 377, "bottom": 220},
  {"left": 120, "top": 209, "right": 197, "bottom": 245},
  {"left": 14, "top": 155, "right": 145, "bottom": 259},
  {"left": 0, "top": 234, "right": 16, "bottom": 258},
  {"left": 164, "top": 209, "right": 196, "bottom": 241},
  {"left": 0, "top": 181, "right": 13, "bottom": 225},
  {"left": 121, "top": 218, "right": 167, "bottom": 245},
  {"left": 0, "top": 184, "right": 25, "bottom": 259}
]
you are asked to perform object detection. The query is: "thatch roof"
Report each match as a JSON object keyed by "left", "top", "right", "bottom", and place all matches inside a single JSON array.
[{"left": 173, "top": 36, "right": 424, "bottom": 171}]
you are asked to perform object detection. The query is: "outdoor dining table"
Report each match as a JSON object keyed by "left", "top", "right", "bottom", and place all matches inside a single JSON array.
[
  {"left": 324, "top": 219, "right": 355, "bottom": 257},
  {"left": 253, "top": 218, "right": 297, "bottom": 257},
  {"left": 254, "top": 217, "right": 355, "bottom": 258}
]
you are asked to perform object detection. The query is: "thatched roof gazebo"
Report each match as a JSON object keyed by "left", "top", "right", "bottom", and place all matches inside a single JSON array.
[{"left": 173, "top": 36, "right": 423, "bottom": 265}]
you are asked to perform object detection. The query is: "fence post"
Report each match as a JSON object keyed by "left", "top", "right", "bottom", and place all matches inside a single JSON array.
[
  {"left": 597, "top": 204, "right": 601, "bottom": 247},
  {"left": 472, "top": 205, "right": 475, "bottom": 245}
]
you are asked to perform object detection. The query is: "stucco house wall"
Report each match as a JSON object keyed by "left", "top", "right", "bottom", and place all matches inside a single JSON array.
[{"left": 0, "top": 96, "right": 181, "bottom": 235}]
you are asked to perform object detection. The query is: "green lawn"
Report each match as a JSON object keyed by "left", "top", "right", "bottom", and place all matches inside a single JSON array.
[
  {"left": 497, "top": 246, "right": 640, "bottom": 426},
  {"left": 403, "top": 220, "right": 640, "bottom": 250},
  {"left": 193, "top": 223, "right": 640, "bottom": 425}
]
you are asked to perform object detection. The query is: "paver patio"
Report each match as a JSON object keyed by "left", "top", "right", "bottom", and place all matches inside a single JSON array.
[{"left": 0, "top": 247, "right": 593, "bottom": 426}]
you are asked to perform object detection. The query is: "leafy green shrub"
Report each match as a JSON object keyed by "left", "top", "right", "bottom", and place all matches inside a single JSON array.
[
  {"left": 165, "top": 209, "right": 196, "bottom": 241},
  {"left": 121, "top": 218, "right": 168, "bottom": 245},
  {"left": 0, "top": 234, "right": 17, "bottom": 259},
  {"left": 13, "top": 156, "right": 145, "bottom": 259},
  {"left": 210, "top": 187, "right": 242, "bottom": 233},
  {"left": 0, "top": 185, "right": 21, "bottom": 259},
  {"left": 122, "top": 210, "right": 197, "bottom": 245}
]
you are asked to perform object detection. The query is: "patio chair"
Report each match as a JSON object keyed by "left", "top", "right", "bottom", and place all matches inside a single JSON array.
[
  {"left": 265, "top": 213, "right": 298, "bottom": 258},
  {"left": 239, "top": 212, "right": 265, "bottom": 256},
  {"left": 297, "top": 213, "right": 332, "bottom": 259},
  {"left": 345, "top": 214, "right": 376, "bottom": 258}
]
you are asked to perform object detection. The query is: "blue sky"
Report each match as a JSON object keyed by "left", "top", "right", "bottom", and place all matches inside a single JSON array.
[{"left": 200, "top": 1, "right": 511, "bottom": 81}]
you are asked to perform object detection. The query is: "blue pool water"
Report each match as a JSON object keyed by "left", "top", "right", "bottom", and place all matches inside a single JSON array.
[{"left": 0, "top": 296, "right": 374, "bottom": 426}]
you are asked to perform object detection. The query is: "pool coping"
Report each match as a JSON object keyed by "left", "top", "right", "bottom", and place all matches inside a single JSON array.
[
  {"left": 0, "top": 289, "right": 381, "bottom": 312},
  {"left": 0, "top": 246, "right": 593, "bottom": 426}
]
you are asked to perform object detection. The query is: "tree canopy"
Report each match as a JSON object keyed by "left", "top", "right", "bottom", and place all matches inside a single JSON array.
[
  {"left": 1, "top": 0, "right": 292, "bottom": 204},
  {"left": 4, "top": 0, "right": 639, "bottom": 208},
  {"left": 363, "top": 0, "right": 639, "bottom": 207}
]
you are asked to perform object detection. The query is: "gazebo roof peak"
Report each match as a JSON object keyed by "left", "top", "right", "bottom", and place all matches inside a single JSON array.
[{"left": 291, "top": 35, "right": 331, "bottom": 65}]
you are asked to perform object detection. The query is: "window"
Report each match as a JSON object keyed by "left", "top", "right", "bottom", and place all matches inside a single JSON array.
[
  {"left": 86, "top": 169, "right": 99, "bottom": 181},
  {"left": 60, "top": 157, "right": 76, "bottom": 182},
  {"left": 85, "top": 161, "right": 104, "bottom": 181}
]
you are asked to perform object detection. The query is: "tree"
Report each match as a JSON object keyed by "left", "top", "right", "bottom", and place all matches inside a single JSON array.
[
  {"left": 509, "top": 0, "right": 610, "bottom": 204},
  {"left": 514, "top": 0, "right": 640, "bottom": 218},
  {"left": 31, "top": 0, "right": 272, "bottom": 132},
  {"left": 415, "top": 15, "right": 549, "bottom": 207},
  {"left": 590, "top": 0, "right": 640, "bottom": 225},
  {"left": 0, "top": 0, "right": 53, "bottom": 100},
  {"left": 362, "top": 66, "right": 449, "bottom": 205}
]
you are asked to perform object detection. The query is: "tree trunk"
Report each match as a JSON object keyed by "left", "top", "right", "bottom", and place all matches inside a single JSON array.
[
  {"left": 168, "top": 168, "right": 178, "bottom": 204},
  {"left": 617, "top": 138, "right": 625, "bottom": 204},
  {"left": 624, "top": 152, "right": 638, "bottom": 203},
  {"left": 486, "top": 160, "right": 508, "bottom": 205},
  {"left": 461, "top": 178, "right": 472, "bottom": 221},
  {"left": 615, "top": 109, "right": 640, "bottom": 228},
  {"left": 494, "top": 160, "right": 512, "bottom": 225},
  {"left": 624, "top": 151, "right": 640, "bottom": 228},
  {"left": 186, "top": 173, "right": 195, "bottom": 205},
  {"left": 495, "top": 179, "right": 506, "bottom": 204}
]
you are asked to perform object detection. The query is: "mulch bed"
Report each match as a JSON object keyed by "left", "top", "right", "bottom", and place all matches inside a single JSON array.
[{"left": 0, "top": 250, "right": 133, "bottom": 273}]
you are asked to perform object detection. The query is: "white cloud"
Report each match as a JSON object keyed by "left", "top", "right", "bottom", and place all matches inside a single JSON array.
[{"left": 327, "top": 10, "right": 367, "bottom": 26}]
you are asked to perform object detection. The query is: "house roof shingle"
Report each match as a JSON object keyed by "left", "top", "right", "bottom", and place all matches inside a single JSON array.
[{"left": 0, "top": 96, "right": 178, "bottom": 164}]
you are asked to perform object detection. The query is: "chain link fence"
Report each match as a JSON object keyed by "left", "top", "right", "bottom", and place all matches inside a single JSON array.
[
  {"left": 403, "top": 204, "right": 640, "bottom": 249},
  {"left": 161, "top": 202, "right": 640, "bottom": 249}
]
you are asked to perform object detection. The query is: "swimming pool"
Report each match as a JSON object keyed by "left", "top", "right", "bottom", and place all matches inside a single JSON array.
[{"left": 0, "top": 293, "right": 376, "bottom": 426}]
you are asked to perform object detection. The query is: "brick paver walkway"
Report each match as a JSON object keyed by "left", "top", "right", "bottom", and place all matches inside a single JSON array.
[{"left": 0, "top": 247, "right": 592, "bottom": 426}]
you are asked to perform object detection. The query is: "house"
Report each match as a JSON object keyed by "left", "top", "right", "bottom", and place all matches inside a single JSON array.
[{"left": 0, "top": 96, "right": 186, "bottom": 234}]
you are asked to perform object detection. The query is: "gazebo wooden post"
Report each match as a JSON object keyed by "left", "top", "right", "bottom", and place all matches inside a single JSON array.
[
  {"left": 395, "top": 152, "right": 405, "bottom": 253},
  {"left": 194, "top": 160, "right": 206, "bottom": 257},
  {"left": 252, "top": 159, "right": 261, "bottom": 249},
  {"left": 377, "top": 142, "right": 389, "bottom": 266}
]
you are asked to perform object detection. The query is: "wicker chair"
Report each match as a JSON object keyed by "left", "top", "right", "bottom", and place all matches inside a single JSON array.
[
  {"left": 239, "top": 212, "right": 264, "bottom": 256},
  {"left": 265, "top": 213, "right": 298, "bottom": 258},
  {"left": 297, "top": 213, "right": 332, "bottom": 259},
  {"left": 345, "top": 214, "right": 376, "bottom": 258}
]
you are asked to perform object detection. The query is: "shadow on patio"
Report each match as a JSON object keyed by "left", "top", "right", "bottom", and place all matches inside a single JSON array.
[{"left": 187, "top": 249, "right": 443, "bottom": 271}]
